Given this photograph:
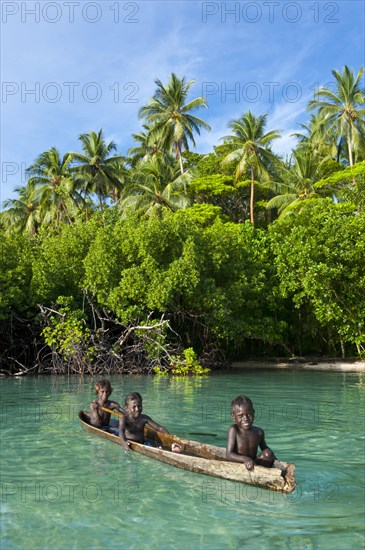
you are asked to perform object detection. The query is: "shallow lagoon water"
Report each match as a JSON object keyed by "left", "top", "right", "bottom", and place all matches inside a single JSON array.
[{"left": 1, "top": 370, "right": 364, "bottom": 550}]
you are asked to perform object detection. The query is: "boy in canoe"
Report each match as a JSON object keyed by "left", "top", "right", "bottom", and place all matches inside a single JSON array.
[
  {"left": 226, "top": 395, "right": 276, "bottom": 470},
  {"left": 119, "top": 392, "right": 181, "bottom": 453},
  {"left": 90, "top": 379, "right": 125, "bottom": 428}
]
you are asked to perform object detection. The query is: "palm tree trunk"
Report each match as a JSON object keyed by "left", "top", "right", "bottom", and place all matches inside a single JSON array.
[
  {"left": 177, "top": 144, "right": 185, "bottom": 175},
  {"left": 179, "top": 154, "right": 185, "bottom": 176},
  {"left": 250, "top": 168, "right": 255, "bottom": 225},
  {"left": 347, "top": 131, "right": 357, "bottom": 193},
  {"left": 178, "top": 147, "right": 184, "bottom": 174},
  {"left": 176, "top": 142, "right": 186, "bottom": 193},
  {"left": 347, "top": 139, "right": 354, "bottom": 167}
]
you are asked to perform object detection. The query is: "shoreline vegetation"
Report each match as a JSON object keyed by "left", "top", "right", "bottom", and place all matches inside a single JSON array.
[
  {"left": 1, "top": 358, "right": 364, "bottom": 377},
  {"left": 1, "top": 67, "right": 365, "bottom": 376}
]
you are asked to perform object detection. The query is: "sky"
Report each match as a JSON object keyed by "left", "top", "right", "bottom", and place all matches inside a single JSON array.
[{"left": 1, "top": 0, "right": 364, "bottom": 207}]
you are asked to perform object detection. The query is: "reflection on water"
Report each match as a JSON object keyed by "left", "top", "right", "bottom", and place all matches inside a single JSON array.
[{"left": 0, "top": 370, "right": 364, "bottom": 550}]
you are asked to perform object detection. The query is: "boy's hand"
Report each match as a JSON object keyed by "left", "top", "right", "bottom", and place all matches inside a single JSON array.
[
  {"left": 172, "top": 443, "right": 182, "bottom": 453},
  {"left": 243, "top": 457, "right": 254, "bottom": 471},
  {"left": 90, "top": 402, "right": 98, "bottom": 411}
]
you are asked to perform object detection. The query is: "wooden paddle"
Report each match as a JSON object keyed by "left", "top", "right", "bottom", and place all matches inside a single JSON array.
[{"left": 99, "top": 406, "right": 218, "bottom": 437}]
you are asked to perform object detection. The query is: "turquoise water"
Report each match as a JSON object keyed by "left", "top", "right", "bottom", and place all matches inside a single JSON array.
[{"left": 1, "top": 370, "right": 364, "bottom": 550}]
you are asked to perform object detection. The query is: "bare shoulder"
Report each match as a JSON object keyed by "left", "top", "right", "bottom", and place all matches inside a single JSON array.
[
  {"left": 253, "top": 426, "right": 264, "bottom": 438},
  {"left": 228, "top": 424, "right": 238, "bottom": 435}
]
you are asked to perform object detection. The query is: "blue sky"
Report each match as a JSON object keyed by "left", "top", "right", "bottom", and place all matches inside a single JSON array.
[{"left": 1, "top": 0, "right": 364, "bottom": 206}]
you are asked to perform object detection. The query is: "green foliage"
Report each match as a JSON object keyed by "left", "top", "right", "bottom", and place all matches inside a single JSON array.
[
  {"left": 171, "top": 347, "right": 210, "bottom": 375},
  {"left": 31, "top": 218, "right": 99, "bottom": 304},
  {"left": 154, "top": 347, "right": 210, "bottom": 375},
  {"left": 41, "top": 296, "right": 94, "bottom": 364},
  {"left": 315, "top": 160, "right": 365, "bottom": 188},
  {"left": 188, "top": 174, "right": 271, "bottom": 224},
  {"left": 184, "top": 151, "right": 231, "bottom": 176},
  {"left": 189, "top": 174, "right": 236, "bottom": 197},
  {"left": 83, "top": 209, "right": 285, "bottom": 352},
  {"left": 315, "top": 160, "right": 365, "bottom": 212},
  {"left": 175, "top": 203, "right": 226, "bottom": 225},
  {"left": 0, "top": 231, "right": 34, "bottom": 319},
  {"left": 270, "top": 200, "right": 365, "bottom": 354}
]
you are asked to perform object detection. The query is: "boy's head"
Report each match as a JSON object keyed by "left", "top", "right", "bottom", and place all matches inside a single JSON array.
[
  {"left": 125, "top": 392, "right": 143, "bottom": 417},
  {"left": 125, "top": 392, "right": 142, "bottom": 406},
  {"left": 231, "top": 396, "right": 255, "bottom": 429},
  {"left": 94, "top": 379, "right": 112, "bottom": 396},
  {"left": 231, "top": 395, "right": 254, "bottom": 412}
]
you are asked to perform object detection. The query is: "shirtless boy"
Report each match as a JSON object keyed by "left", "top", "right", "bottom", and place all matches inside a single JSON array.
[
  {"left": 226, "top": 395, "right": 276, "bottom": 471},
  {"left": 90, "top": 379, "right": 125, "bottom": 428},
  {"left": 119, "top": 392, "right": 181, "bottom": 452}
]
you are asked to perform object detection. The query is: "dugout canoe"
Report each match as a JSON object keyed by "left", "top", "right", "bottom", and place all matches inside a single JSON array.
[{"left": 79, "top": 410, "right": 295, "bottom": 493}]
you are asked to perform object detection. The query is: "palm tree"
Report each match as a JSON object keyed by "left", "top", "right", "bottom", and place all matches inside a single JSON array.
[
  {"left": 139, "top": 73, "right": 211, "bottom": 175},
  {"left": 292, "top": 113, "right": 340, "bottom": 160},
  {"left": 2, "top": 183, "right": 40, "bottom": 235},
  {"left": 26, "top": 147, "right": 78, "bottom": 226},
  {"left": 266, "top": 149, "right": 335, "bottom": 218},
  {"left": 127, "top": 124, "right": 164, "bottom": 167},
  {"left": 71, "top": 130, "right": 126, "bottom": 210},
  {"left": 221, "top": 112, "right": 281, "bottom": 224},
  {"left": 119, "top": 156, "right": 190, "bottom": 217},
  {"left": 308, "top": 66, "right": 365, "bottom": 166}
]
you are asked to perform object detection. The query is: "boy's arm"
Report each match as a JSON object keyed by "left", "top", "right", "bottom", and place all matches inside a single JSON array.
[
  {"left": 259, "top": 431, "right": 276, "bottom": 458},
  {"left": 90, "top": 401, "right": 102, "bottom": 426},
  {"left": 118, "top": 416, "right": 131, "bottom": 450},
  {"left": 145, "top": 416, "right": 169, "bottom": 434},
  {"left": 109, "top": 401, "right": 126, "bottom": 415},
  {"left": 226, "top": 426, "right": 254, "bottom": 471},
  {"left": 259, "top": 431, "right": 269, "bottom": 451}
]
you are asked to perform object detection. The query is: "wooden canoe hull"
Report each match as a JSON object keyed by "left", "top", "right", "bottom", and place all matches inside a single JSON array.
[{"left": 79, "top": 411, "right": 295, "bottom": 493}]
